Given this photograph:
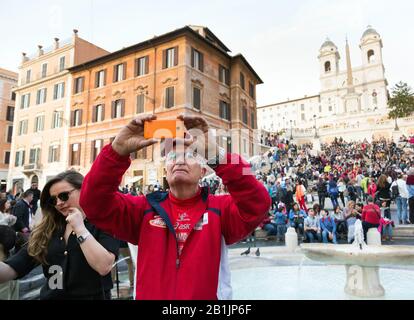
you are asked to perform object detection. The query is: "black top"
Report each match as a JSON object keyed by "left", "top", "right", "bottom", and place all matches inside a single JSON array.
[
  {"left": 377, "top": 181, "right": 391, "bottom": 200},
  {"left": 12, "top": 199, "right": 31, "bottom": 232},
  {"left": 5, "top": 219, "right": 119, "bottom": 300}
]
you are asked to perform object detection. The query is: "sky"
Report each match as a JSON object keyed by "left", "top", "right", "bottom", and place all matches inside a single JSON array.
[{"left": 1, "top": 0, "right": 413, "bottom": 106}]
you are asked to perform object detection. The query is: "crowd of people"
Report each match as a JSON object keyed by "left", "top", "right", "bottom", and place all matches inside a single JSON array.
[
  {"left": 248, "top": 135, "right": 414, "bottom": 245},
  {"left": 0, "top": 113, "right": 413, "bottom": 300}
]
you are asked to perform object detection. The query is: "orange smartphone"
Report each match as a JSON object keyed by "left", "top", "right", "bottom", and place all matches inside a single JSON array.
[{"left": 144, "top": 120, "right": 185, "bottom": 139}]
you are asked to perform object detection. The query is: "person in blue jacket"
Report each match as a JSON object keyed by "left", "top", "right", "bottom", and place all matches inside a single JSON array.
[
  {"left": 320, "top": 209, "right": 338, "bottom": 244},
  {"left": 289, "top": 203, "right": 307, "bottom": 236}
]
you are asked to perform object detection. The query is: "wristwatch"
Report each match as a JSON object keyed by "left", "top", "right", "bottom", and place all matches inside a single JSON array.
[
  {"left": 77, "top": 231, "right": 91, "bottom": 244},
  {"left": 207, "top": 147, "right": 226, "bottom": 170}
]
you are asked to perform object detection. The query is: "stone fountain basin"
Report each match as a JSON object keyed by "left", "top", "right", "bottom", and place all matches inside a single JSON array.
[{"left": 300, "top": 244, "right": 414, "bottom": 267}]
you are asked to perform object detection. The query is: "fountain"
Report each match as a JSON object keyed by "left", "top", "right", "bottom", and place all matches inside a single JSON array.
[{"left": 300, "top": 220, "right": 414, "bottom": 298}]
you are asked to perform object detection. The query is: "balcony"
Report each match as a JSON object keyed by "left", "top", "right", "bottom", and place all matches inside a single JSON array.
[{"left": 22, "top": 163, "right": 43, "bottom": 176}]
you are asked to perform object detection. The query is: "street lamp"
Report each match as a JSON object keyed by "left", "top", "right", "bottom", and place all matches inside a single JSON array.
[
  {"left": 313, "top": 114, "right": 319, "bottom": 138},
  {"left": 290, "top": 120, "right": 293, "bottom": 140}
]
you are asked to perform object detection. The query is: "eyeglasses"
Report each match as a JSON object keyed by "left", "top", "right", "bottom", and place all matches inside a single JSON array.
[
  {"left": 166, "top": 151, "right": 201, "bottom": 164},
  {"left": 49, "top": 189, "right": 76, "bottom": 206}
]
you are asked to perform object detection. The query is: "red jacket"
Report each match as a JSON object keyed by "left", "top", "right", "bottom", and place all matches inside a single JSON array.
[
  {"left": 362, "top": 203, "right": 381, "bottom": 225},
  {"left": 80, "top": 145, "right": 271, "bottom": 300}
]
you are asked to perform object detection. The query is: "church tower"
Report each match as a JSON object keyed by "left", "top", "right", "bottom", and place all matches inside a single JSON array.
[
  {"left": 318, "top": 38, "right": 340, "bottom": 76},
  {"left": 359, "top": 25, "right": 383, "bottom": 66}
]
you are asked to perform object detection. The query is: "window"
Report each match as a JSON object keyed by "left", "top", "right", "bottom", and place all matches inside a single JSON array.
[
  {"left": 113, "top": 63, "right": 126, "bottom": 82},
  {"left": 48, "top": 145, "right": 60, "bottom": 163},
  {"left": 367, "top": 50, "right": 375, "bottom": 63},
  {"left": 240, "top": 72, "right": 245, "bottom": 90},
  {"left": 136, "top": 94, "right": 145, "bottom": 113},
  {"left": 7, "top": 126, "right": 13, "bottom": 143},
  {"left": 71, "top": 109, "right": 83, "bottom": 126},
  {"left": 26, "top": 70, "right": 31, "bottom": 83},
  {"left": 324, "top": 61, "right": 331, "bottom": 73},
  {"left": 11, "top": 92, "right": 16, "bottom": 101},
  {"left": 20, "top": 93, "right": 30, "bottom": 109},
  {"left": 219, "top": 65, "right": 230, "bottom": 85},
  {"left": 53, "top": 82, "right": 65, "bottom": 100},
  {"left": 251, "top": 112, "right": 255, "bottom": 129},
  {"left": 319, "top": 105, "right": 322, "bottom": 113},
  {"left": 70, "top": 143, "right": 81, "bottom": 166},
  {"left": 301, "top": 113, "right": 305, "bottom": 121},
  {"left": 29, "top": 148, "right": 41, "bottom": 164},
  {"left": 6, "top": 106, "right": 14, "bottom": 121},
  {"left": 41, "top": 63, "right": 48, "bottom": 78},
  {"left": 243, "top": 139, "right": 247, "bottom": 153},
  {"left": 52, "top": 110, "right": 63, "bottom": 128},
  {"left": 36, "top": 88, "right": 47, "bottom": 104},
  {"left": 219, "top": 101, "right": 230, "bottom": 120},
  {"left": 95, "top": 70, "right": 106, "bottom": 88},
  {"left": 163, "top": 47, "right": 178, "bottom": 69},
  {"left": 249, "top": 82, "right": 255, "bottom": 98},
  {"left": 191, "top": 48, "right": 204, "bottom": 72},
  {"left": 91, "top": 139, "right": 103, "bottom": 162},
  {"left": 34, "top": 115, "right": 45, "bottom": 132},
  {"left": 4, "top": 151, "right": 10, "bottom": 165},
  {"left": 165, "top": 87, "right": 174, "bottom": 108},
  {"left": 242, "top": 107, "right": 248, "bottom": 125},
  {"left": 111, "top": 99, "right": 125, "bottom": 119},
  {"left": 301, "top": 104, "right": 305, "bottom": 111},
  {"left": 15, "top": 150, "right": 25, "bottom": 167},
  {"left": 93, "top": 104, "right": 105, "bottom": 122},
  {"left": 59, "top": 56, "right": 65, "bottom": 72},
  {"left": 193, "top": 87, "right": 201, "bottom": 110},
  {"left": 328, "top": 105, "right": 333, "bottom": 112},
  {"left": 18, "top": 120, "right": 28, "bottom": 135},
  {"left": 74, "top": 77, "right": 84, "bottom": 94},
  {"left": 135, "top": 56, "right": 149, "bottom": 76}
]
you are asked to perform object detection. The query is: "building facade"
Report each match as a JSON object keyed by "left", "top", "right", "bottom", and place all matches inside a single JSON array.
[
  {"left": 258, "top": 26, "right": 403, "bottom": 141},
  {"left": 68, "top": 25, "right": 262, "bottom": 190},
  {"left": 0, "top": 68, "right": 18, "bottom": 192},
  {"left": 8, "top": 30, "right": 109, "bottom": 192}
]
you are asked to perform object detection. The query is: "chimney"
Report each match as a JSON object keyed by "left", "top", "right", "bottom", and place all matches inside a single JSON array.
[
  {"left": 54, "top": 37, "right": 60, "bottom": 50},
  {"left": 21, "top": 52, "right": 29, "bottom": 63},
  {"left": 38, "top": 45, "right": 44, "bottom": 56}
]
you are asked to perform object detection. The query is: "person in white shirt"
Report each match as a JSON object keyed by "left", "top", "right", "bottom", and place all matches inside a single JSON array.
[{"left": 391, "top": 174, "right": 410, "bottom": 224}]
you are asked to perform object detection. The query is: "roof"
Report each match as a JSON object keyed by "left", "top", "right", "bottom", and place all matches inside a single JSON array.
[
  {"left": 320, "top": 38, "right": 337, "bottom": 50},
  {"left": 68, "top": 26, "right": 262, "bottom": 84},
  {"left": 258, "top": 94, "right": 320, "bottom": 109},
  {"left": 68, "top": 26, "right": 230, "bottom": 72},
  {"left": 362, "top": 26, "right": 380, "bottom": 39}
]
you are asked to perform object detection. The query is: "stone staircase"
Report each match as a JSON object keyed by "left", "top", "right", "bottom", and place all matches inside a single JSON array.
[{"left": 392, "top": 225, "right": 414, "bottom": 239}]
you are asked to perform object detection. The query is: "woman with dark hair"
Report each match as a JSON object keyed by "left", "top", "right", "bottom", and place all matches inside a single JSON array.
[
  {"left": 0, "top": 199, "right": 16, "bottom": 227},
  {"left": 376, "top": 174, "right": 391, "bottom": 207},
  {"left": 0, "top": 170, "right": 119, "bottom": 300}
]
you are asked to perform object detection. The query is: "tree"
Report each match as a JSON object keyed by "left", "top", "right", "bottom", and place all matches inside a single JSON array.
[{"left": 388, "top": 81, "right": 414, "bottom": 130}]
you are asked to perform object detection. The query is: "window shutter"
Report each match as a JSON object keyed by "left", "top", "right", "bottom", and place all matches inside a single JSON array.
[
  {"left": 111, "top": 101, "right": 115, "bottom": 118},
  {"left": 134, "top": 58, "right": 139, "bottom": 77},
  {"left": 121, "top": 99, "right": 125, "bottom": 117},
  {"left": 162, "top": 49, "right": 167, "bottom": 69},
  {"left": 62, "top": 83, "right": 65, "bottom": 98},
  {"left": 95, "top": 72, "right": 99, "bottom": 88},
  {"left": 22, "top": 150, "right": 25, "bottom": 165},
  {"left": 200, "top": 52, "right": 204, "bottom": 72},
  {"left": 91, "top": 141, "right": 95, "bottom": 162},
  {"left": 69, "top": 144, "right": 73, "bottom": 165},
  {"left": 79, "top": 110, "right": 83, "bottom": 125},
  {"left": 191, "top": 48, "right": 195, "bottom": 68},
  {"left": 145, "top": 56, "right": 149, "bottom": 74},
  {"left": 101, "top": 104, "right": 105, "bottom": 121},
  {"left": 103, "top": 70, "right": 107, "bottom": 86},
  {"left": 122, "top": 62, "right": 127, "bottom": 80},
  {"left": 36, "top": 90, "right": 40, "bottom": 104},
  {"left": 70, "top": 111, "right": 75, "bottom": 127},
  {"left": 174, "top": 46, "right": 179, "bottom": 66},
  {"left": 226, "top": 69, "right": 230, "bottom": 86},
  {"left": 56, "top": 146, "right": 60, "bottom": 162},
  {"left": 48, "top": 146, "right": 52, "bottom": 163},
  {"left": 92, "top": 106, "right": 97, "bottom": 123},
  {"left": 53, "top": 84, "right": 57, "bottom": 100},
  {"left": 77, "top": 143, "right": 81, "bottom": 165},
  {"left": 219, "top": 66, "right": 223, "bottom": 83},
  {"left": 113, "top": 65, "right": 117, "bottom": 82}
]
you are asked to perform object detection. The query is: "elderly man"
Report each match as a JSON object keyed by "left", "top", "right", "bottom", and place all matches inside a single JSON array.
[{"left": 80, "top": 114, "right": 271, "bottom": 300}]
